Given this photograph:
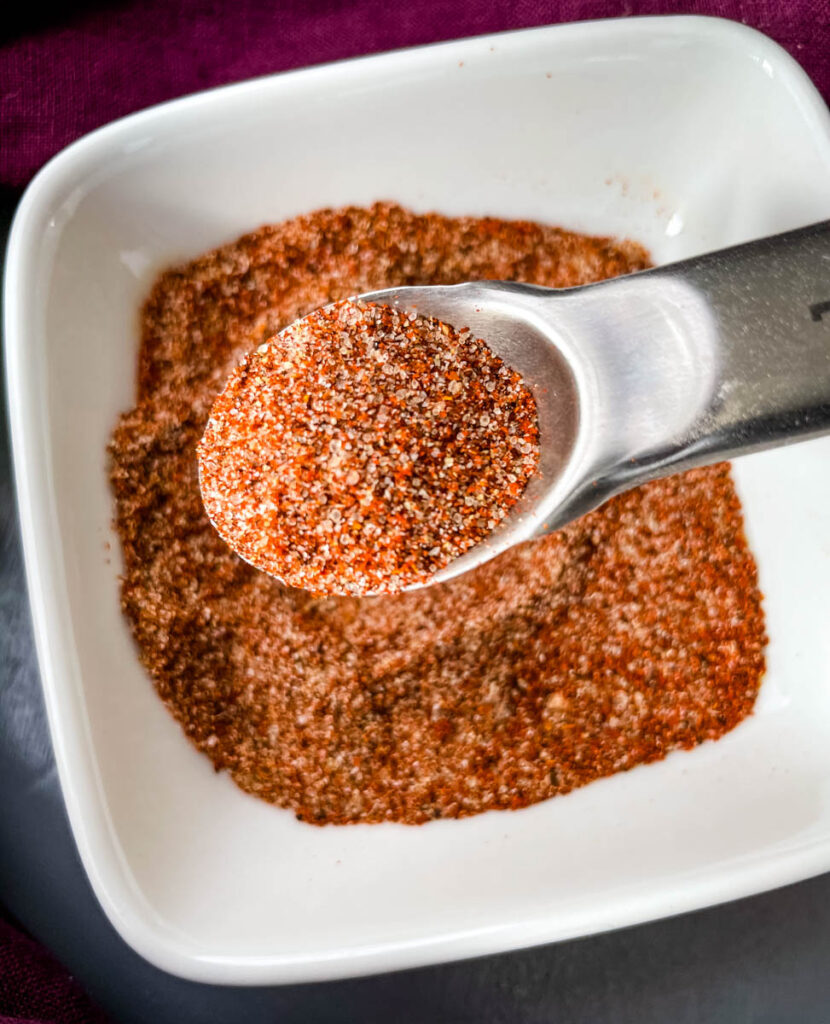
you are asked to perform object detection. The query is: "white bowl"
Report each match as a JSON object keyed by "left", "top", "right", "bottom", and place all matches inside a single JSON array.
[{"left": 6, "top": 15, "right": 830, "bottom": 986}]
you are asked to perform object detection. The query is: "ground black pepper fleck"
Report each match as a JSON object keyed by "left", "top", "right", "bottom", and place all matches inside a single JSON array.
[{"left": 109, "top": 202, "right": 767, "bottom": 826}]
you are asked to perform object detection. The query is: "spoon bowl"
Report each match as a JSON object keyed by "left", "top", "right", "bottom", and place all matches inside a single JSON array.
[{"left": 358, "top": 281, "right": 582, "bottom": 584}]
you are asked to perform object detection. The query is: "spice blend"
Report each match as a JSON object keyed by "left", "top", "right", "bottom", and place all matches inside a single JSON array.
[
  {"left": 109, "top": 202, "right": 766, "bottom": 826},
  {"left": 197, "top": 299, "right": 540, "bottom": 596}
]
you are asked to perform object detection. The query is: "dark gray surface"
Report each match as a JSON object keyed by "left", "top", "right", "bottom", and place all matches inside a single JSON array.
[{"left": 2, "top": 190, "right": 830, "bottom": 1024}]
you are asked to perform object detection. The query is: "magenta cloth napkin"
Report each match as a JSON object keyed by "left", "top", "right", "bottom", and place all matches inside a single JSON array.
[
  {"left": 0, "top": 919, "right": 109, "bottom": 1023},
  {"left": 1, "top": 1, "right": 829, "bottom": 1021}
]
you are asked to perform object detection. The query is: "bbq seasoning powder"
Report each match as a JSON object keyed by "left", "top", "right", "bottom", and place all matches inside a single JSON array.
[
  {"left": 109, "top": 203, "right": 767, "bottom": 826},
  {"left": 197, "top": 299, "right": 540, "bottom": 596}
]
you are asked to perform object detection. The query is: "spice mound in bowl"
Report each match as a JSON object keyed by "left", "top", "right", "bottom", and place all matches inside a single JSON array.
[
  {"left": 109, "top": 202, "right": 766, "bottom": 826},
  {"left": 197, "top": 299, "right": 540, "bottom": 596}
]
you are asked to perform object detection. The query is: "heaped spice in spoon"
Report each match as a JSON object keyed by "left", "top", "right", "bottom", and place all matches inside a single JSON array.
[{"left": 197, "top": 299, "right": 540, "bottom": 596}]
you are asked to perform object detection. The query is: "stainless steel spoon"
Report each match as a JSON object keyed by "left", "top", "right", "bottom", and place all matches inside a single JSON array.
[{"left": 359, "top": 220, "right": 830, "bottom": 589}]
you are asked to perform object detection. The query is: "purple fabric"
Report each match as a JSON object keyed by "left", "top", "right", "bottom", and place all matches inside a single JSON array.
[
  {"left": 1, "top": 1, "right": 829, "bottom": 1020},
  {"left": 1, "top": 0, "right": 829, "bottom": 190},
  {"left": 0, "top": 920, "right": 109, "bottom": 1023}
]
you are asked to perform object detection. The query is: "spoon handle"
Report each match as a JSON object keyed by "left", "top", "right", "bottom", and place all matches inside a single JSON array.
[
  {"left": 575, "top": 220, "right": 830, "bottom": 510},
  {"left": 658, "top": 219, "right": 830, "bottom": 461}
]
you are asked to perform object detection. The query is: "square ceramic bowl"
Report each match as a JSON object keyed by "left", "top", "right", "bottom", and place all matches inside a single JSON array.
[{"left": 6, "top": 15, "right": 830, "bottom": 985}]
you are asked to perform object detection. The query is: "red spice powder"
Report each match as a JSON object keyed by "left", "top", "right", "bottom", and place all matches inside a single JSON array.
[
  {"left": 197, "top": 299, "right": 540, "bottom": 595},
  {"left": 109, "top": 202, "right": 766, "bottom": 826}
]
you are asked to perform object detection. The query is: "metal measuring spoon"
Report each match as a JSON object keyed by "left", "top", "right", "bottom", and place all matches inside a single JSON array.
[{"left": 359, "top": 220, "right": 830, "bottom": 589}]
